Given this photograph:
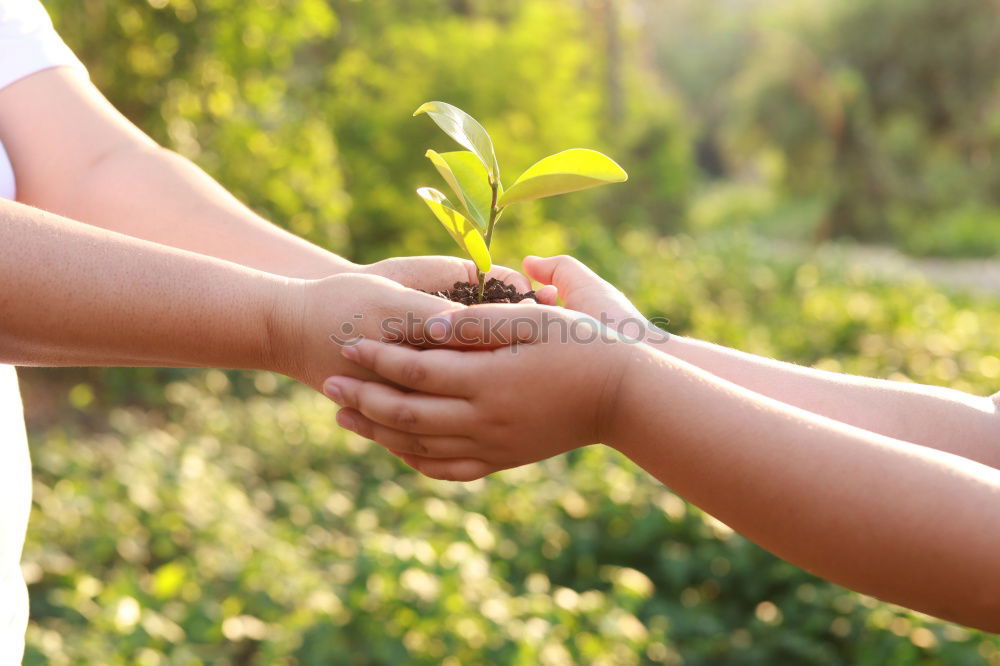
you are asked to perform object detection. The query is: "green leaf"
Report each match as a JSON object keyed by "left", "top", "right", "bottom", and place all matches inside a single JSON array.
[
  {"left": 416, "top": 187, "right": 492, "bottom": 273},
  {"left": 497, "top": 149, "right": 627, "bottom": 207},
  {"left": 425, "top": 150, "right": 494, "bottom": 231},
  {"left": 414, "top": 101, "right": 501, "bottom": 185}
]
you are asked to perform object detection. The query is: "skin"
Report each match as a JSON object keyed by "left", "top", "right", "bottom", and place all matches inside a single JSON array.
[
  {"left": 0, "top": 67, "right": 539, "bottom": 288},
  {"left": 323, "top": 256, "right": 1000, "bottom": 631},
  {"left": 0, "top": 199, "right": 465, "bottom": 389},
  {"left": 521, "top": 255, "right": 1000, "bottom": 469},
  {"left": 0, "top": 66, "right": 545, "bottom": 385}
]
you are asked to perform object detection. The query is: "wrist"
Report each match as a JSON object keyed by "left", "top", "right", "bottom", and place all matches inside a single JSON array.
[
  {"left": 323, "top": 255, "right": 363, "bottom": 276},
  {"left": 292, "top": 253, "right": 360, "bottom": 279},
  {"left": 261, "top": 274, "right": 309, "bottom": 378},
  {"left": 647, "top": 333, "right": 691, "bottom": 361},
  {"left": 595, "top": 340, "right": 650, "bottom": 451}
]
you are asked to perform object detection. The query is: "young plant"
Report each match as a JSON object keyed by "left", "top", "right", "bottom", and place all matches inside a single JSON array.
[{"left": 414, "top": 101, "right": 628, "bottom": 302}]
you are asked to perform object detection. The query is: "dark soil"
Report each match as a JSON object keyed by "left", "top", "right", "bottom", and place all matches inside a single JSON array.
[{"left": 426, "top": 278, "right": 536, "bottom": 305}]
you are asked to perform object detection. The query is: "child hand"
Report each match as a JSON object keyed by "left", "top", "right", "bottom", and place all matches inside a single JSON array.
[
  {"left": 321, "top": 304, "right": 638, "bottom": 481},
  {"left": 522, "top": 255, "right": 663, "bottom": 342}
]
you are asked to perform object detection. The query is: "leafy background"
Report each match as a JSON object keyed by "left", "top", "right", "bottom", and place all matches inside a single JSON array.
[{"left": 18, "top": 0, "right": 1000, "bottom": 664}]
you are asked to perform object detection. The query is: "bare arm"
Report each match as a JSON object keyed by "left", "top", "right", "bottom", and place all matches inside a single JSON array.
[
  {"left": 0, "top": 197, "right": 463, "bottom": 391},
  {"left": 0, "top": 198, "right": 287, "bottom": 369},
  {"left": 0, "top": 67, "right": 352, "bottom": 279},
  {"left": 610, "top": 345, "right": 1000, "bottom": 632},
  {"left": 652, "top": 335, "right": 1000, "bottom": 468},
  {"left": 523, "top": 255, "right": 1000, "bottom": 469}
]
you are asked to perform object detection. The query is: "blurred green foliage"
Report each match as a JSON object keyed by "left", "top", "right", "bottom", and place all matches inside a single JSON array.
[
  {"left": 647, "top": 0, "right": 999, "bottom": 251},
  {"left": 21, "top": 0, "right": 1000, "bottom": 663},
  {"left": 47, "top": 0, "right": 998, "bottom": 261}
]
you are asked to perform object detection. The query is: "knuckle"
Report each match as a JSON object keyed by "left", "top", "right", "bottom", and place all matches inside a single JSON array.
[
  {"left": 341, "top": 385, "right": 361, "bottom": 409},
  {"left": 356, "top": 383, "right": 379, "bottom": 408},
  {"left": 350, "top": 417, "right": 373, "bottom": 440},
  {"left": 409, "top": 437, "right": 429, "bottom": 456},
  {"left": 400, "top": 359, "right": 428, "bottom": 386},
  {"left": 482, "top": 411, "right": 507, "bottom": 430},
  {"left": 390, "top": 404, "right": 419, "bottom": 429}
]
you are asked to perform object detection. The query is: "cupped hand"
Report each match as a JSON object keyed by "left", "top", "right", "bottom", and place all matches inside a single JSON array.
[
  {"left": 362, "top": 255, "right": 557, "bottom": 304},
  {"left": 271, "top": 272, "right": 466, "bottom": 391},
  {"left": 521, "top": 255, "right": 661, "bottom": 341},
  {"left": 321, "top": 303, "right": 637, "bottom": 481}
]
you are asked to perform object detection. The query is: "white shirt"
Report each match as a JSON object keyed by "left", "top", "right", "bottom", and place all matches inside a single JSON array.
[{"left": 0, "top": 1, "right": 86, "bottom": 663}]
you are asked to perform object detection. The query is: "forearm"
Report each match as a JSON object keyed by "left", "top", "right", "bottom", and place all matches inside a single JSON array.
[
  {"left": 54, "top": 142, "right": 356, "bottom": 279},
  {"left": 0, "top": 198, "right": 295, "bottom": 370},
  {"left": 651, "top": 335, "right": 1000, "bottom": 468},
  {"left": 610, "top": 346, "right": 1000, "bottom": 631},
  {"left": 0, "top": 67, "right": 354, "bottom": 279}
]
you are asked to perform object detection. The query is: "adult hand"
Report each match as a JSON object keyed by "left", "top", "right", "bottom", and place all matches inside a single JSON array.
[{"left": 321, "top": 304, "right": 637, "bottom": 480}]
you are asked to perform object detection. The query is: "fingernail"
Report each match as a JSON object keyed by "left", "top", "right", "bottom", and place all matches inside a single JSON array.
[
  {"left": 341, "top": 344, "right": 359, "bottom": 361},
  {"left": 336, "top": 409, "right": 356, "bottom": 431},
  {"left": 425, "top": 316, "right": 451, "bottom": 342},
  {"left": 323, "top": 378, "right": 344, "bottom": 403}
]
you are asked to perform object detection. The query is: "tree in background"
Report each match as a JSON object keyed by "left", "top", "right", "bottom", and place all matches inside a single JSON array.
[{"left": 644, "top": 0, "right": 999, "bottom": 251}]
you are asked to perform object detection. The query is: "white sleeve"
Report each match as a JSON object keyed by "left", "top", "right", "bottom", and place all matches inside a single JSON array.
[{"left": 0, "top": 0, "right": 86, "bottom": 91}]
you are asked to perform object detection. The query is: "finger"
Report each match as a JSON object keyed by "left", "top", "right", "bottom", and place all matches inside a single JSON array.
[
  {"left": 427, "top": 303, "right": 595, "bottom": 349},
  {"left": 335, "top": 408, "right": 484, "bottom": 460},
  {"left": 484, "top": 264, "right": 533, "bottom": 293},
  {"left": 369, "top": 256, "right": 470, "bottom": 292},
  {"left": 339, "top": 338, "right": 479, "bottom": 394},
  {"left": 522, "top": 255, "right": 613, "bottom": 300},
  {"left": 407, "top": 456, "right": 499, "bottom": 482},
  {"left": 324, "top": 376, "right": 476, "bottom": 434},
  {"left": 534, "top": 284, "right": 559, "bottom": 306},
  {"left": 367, "top": 279, "right": 466, "bottom": 345},
  {"left": 397, "top": 449, "right": 500, "bottom": 482}
]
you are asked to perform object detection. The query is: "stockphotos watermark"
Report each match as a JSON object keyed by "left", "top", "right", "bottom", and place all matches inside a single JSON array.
[{"left": 329, "top": 311, "right": 671, "bottom": 348}]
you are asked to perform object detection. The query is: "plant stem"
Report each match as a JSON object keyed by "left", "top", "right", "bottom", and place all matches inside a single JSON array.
[
  {"left": 478, "top": 182, "right": 501, "bottom": 303},
  {"left": 485, "top": 182, "right": 499, "bottom": 248}
]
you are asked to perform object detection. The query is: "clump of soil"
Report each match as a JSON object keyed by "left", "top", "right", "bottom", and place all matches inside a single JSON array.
[{"left": 427, "top": 278, "right": 536, "bottom": 305}]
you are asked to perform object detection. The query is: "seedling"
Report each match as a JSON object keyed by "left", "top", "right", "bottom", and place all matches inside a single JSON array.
[{"left": 414, "top": 101, "right": 628, "bottom": 302}]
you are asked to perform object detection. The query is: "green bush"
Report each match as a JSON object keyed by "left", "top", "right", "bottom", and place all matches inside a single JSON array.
[{"left": 892, "top": 205, "right": 1000, "bottom": 258}]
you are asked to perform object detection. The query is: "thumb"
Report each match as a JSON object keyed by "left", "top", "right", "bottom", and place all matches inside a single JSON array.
[
  {"left": 422, "top": 303, "right": 602, "bottom": 349},
  {"left": 522, "top": 255, "right": 611, "bottom": 300},
  {"left": 374, "top": 282, "right": 467, "bottom": 345},
  {"left": 421, "top": 303, "right": 555, "bottom": 349}
]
